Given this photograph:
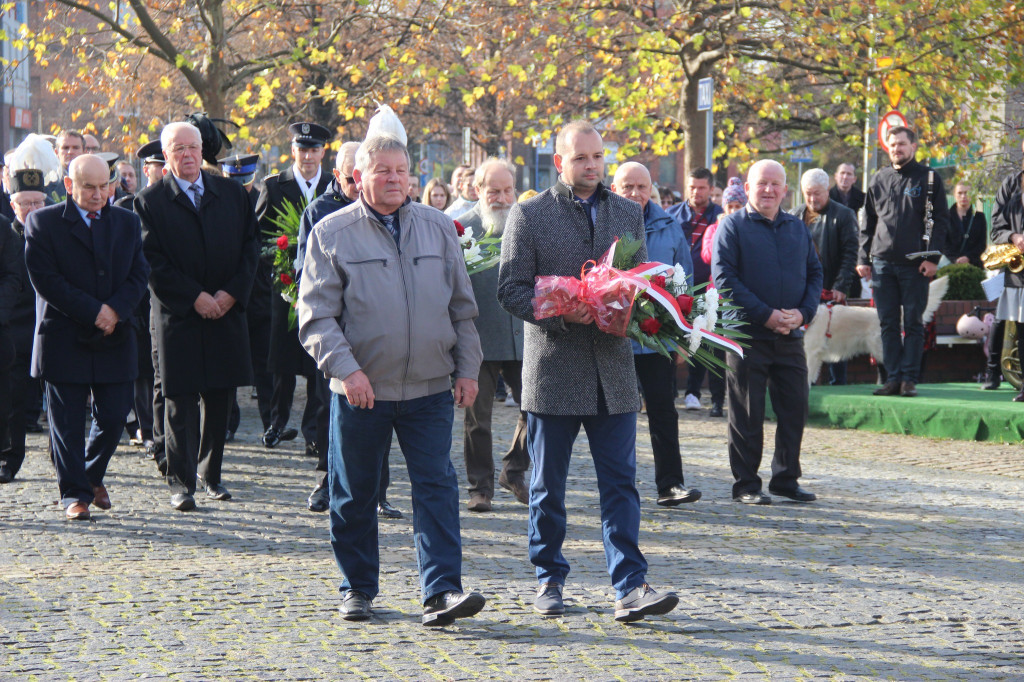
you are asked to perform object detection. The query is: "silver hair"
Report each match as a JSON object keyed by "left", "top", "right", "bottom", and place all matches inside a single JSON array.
[
  {"left": 160, "top": 122, "right": 201, "bottom": 150},
  {"left": 354, "top": 134, "right": 409, "bottom": 173},
  {"left": 473, "top": 157, "right": 516, "bottom": 187},
  {"left": 800, "top": 168, "right": 830, "bottom": 190},
  {"left": 612, "top": 161, "right": 651, "bottom": 186},
  {"left": 748, "top": 159, "right": 787, "bottom": 185},
  {"left": 335, "top": 141, "right": 361, "bottom": 171}
]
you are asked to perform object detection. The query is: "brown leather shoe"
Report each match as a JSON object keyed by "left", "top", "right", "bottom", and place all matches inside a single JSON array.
[
  {"left": 900, "top": 381, "right": 918, "bottom": 397},
  {"left": 66, "top": 501, "right": 90, "bottom": 520},
  {"left": 91, "top": 485, "right": 111, "bottom": 510},
  {"left": 873, "top": 381, "right": 901, "bottom": 396},
  {"left": 467, "top": 493, "right": 492, "bottom": 512},
  {"left": 498, "top": 471, "right": 529, "bottom": 505}
]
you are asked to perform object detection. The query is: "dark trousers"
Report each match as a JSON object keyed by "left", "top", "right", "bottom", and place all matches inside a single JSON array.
[
  {"left": 526, "top": 409, "right": 647, "bottom": 600},
  {"left": 726, "top": 336, "right": 808, "bottom": 498},
  {"left": 150, "top": 316, "right": 165, "bottom": 461},
  {"left": 872, "top": 259, "right": 929, "bottom": 384},
  {"left": 826, "top": 361, "right": 848, "bottom": 385},
  {"left": 133, "top": 375, "right": 154, "bottom": 439},
  {"left": 986, "top": 320, "right": 1006, "bottom": 379},
  {"left": 328, "top": 390, "right": 461, "bottom": 602},
  {"left": 270, "top": 372, "right": 320, "bottom": 443},
  {"left": 463, "top": 360, "right": 529, "bottom": 498},
  {"left": 1, "top": 354, "right": 33, "bottom": 476},
  {"left": 634, "top": 353, "right": 685, "bottom": 494},
  {"left": 684, "top": 351, "right": 725, "bottom": 403},
  {"left": 164, "top": 388, "right": 232, "bottom": 495},
  {"left": 45, "top": 380, "right": 133, "bottom": 507}
]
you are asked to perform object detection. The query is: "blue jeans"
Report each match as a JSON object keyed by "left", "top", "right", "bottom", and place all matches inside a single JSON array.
[
  {"left": 526, "top": 411, "right": 648, "bottom": 600},
  {"left": 872, "top": 259, "right": 929, "bottom": 383},
  {"left": 328, "top": 390, "right": 462, "bottom": 603}
]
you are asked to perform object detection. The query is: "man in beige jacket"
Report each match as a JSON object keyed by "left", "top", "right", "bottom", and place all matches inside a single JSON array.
[{"left": 298, "top": 134, "right": 485, "bottom": 627}]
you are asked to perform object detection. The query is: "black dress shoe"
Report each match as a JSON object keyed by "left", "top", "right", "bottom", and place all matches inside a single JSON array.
[
  {"left": 0, "top": 464, "right": 13, "bottom": 483},
  {"left": 308, "top": 485, "right": 329, "bottom": 512},
  {"left": 340, "top": 590, "right": 372, "bottom": 621},
  {"left": 224, "top": 430, "right": 235, "bottom": 443},
  {"left": 204, "top": 482, "right": 232, "bottom": 500},
  {"left": 657, "top": 485, "right": 702, "bottom": 506},
  {"left": 262, "top": 426, "right": 281, "bottom": 448},
  {"left": 304, "top": 442, "right": 319, "bottom": 458},
  {"left": 377, "top": 500, "right": 403, "bottom": 519},
  {"left": 708, "top": 402, "right": 724, "bottom": 418},
  {"left": 873, "top": 381, "right": 901, "bottom": 396},
  {"left": 171, "top": 493, "right": 196, "bottom": 511},
  {"left": 734, "top": 491, "right": 771, "bottom": 505},
  {"left": 1013, "top": 390, "right": 1024, "bottom": 403},
  {"left": 156, "top": 456, "right": 168, "bottom": 476},
  {"left": 900, "top": 381, "right": 918, "bottom": 397},
  {"left": 280, "top": 427, "right": 299, "bottom": 442},
  {"left": 768, "top": 485, "right": 816, "bottom": 502},
  {"left": 982, "top": 373, "right": 1002, "bottom": 390},
  {"left": 422, "top": 590, "right": 486, "bottom": 626}
]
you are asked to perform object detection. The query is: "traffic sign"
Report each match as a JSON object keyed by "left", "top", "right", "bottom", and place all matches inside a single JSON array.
[
  {"left": 877, "top": 110, "right": 909, "bottom": 152},
  {"left": 789, "top": 142, "right": 814, "bottom": 164},
  {"left": 418, "top": 158, "right": 430, "bottom": 175},
  {"left": 697, "top": 78, "right": 713, "bottom": 112}
]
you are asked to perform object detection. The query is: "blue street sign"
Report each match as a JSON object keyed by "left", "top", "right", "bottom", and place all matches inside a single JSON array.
[
  {"left": 789, "top": 142, "right": 814, "bottom": 164},
  {"left": 697, "top": 78, "right": 713, "bottom": 112}
]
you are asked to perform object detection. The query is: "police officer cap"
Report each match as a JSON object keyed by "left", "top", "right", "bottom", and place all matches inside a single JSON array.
[
  {"left": 95, "top": 152, "right": 120, "bottom": 182},
  {"left": 219, "top": 153, "right": 260, "bottom": 184},
  {"left": 289, "top": 122, "right": 332, "bottom": 148},
  {"left": 136, "top": 140, "right": 165, "bottom": 165}
]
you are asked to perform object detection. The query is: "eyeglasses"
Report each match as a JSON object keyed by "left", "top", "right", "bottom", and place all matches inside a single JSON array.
[
  {"left": 168, "top": 143, "right": 201, "bottom": 155},
  {"left": 13, "top": 199, "right": 45, "bottom": 209}
]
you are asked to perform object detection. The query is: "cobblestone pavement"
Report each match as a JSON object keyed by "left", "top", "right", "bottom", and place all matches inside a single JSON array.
[{"left": 2, "top": 388, "right": 1023, "bottom": 680}]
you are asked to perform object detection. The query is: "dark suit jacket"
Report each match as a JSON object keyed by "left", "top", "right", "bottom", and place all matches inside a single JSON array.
[
  {"left": 948, "top": 206, "right": 987, "bottom": 268},
  {"left": 24, "top": 201, "right": 150, "bottom": 383},
  {"left": 256, "top": 167, "right": 330, "bottom": 375},
  {"left": 791, "top": 200, "right": 859, "bottom": 296},
  {"left": 135, "top": 171, "right": 258, "bottom": 396},
  {"left": 6, "top": 219, "right": 35, "bottom": 357},
  {"left": 829, "top": 185, "right": 865, "bottom": 214}
]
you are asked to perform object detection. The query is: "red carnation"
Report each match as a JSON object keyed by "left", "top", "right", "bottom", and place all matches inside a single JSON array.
[
  {"left": 280, "top": 272, "right": 293, "bottom": 286},
  {"left": 276, "top": 234, "right": 289, "bottom": 250},
  {"left": 650, "top": 274, "right": 667, "bottom": 289},
  {"left": 453, "top": 220, "right": 465, "bottom": 237},
  {"left": 639, "top": 317, "right": 662, "bottom": 336},
  {"left": 676, "top": 294, "right": 694, "bottom": 315}
]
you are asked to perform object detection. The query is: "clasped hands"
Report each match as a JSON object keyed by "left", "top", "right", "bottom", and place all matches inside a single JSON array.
[
  {"left": 765, "top": 308, "right": 803, "bottom": 335},
  {"left": 194, "top": 290, "right": 236, "bottom": 320},
  {"left": 94, "top": 304, "right": 119, "bottom": 336}
]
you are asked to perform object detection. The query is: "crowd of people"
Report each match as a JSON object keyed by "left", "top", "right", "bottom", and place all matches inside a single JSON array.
[{"left": 0, "top": 111, "right": 1021, "bottom": 627}]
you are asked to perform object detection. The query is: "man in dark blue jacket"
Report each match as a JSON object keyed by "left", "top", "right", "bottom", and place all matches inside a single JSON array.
[
  {"left": 612, "top": 162, "right": 700, "bottom": 508},
  {"left": 25, "top": 155, "right": 150, "bottom": 519},
  {"left": 712, "top": 160, "right": 822, "bottom": 506},
  {"left": 668, "top": 167, "right": 724, "bottom": 413}
]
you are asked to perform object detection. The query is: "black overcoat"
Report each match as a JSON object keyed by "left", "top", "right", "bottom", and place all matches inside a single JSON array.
[
  {"left": 24, "top": 201, "right": 149, "bottom": 383},
  {"left": 255, "top": 168, "right": 330, "bottom": 376},
  {"left": 135, "top": 172, "right": 258, "bottom": 396}
]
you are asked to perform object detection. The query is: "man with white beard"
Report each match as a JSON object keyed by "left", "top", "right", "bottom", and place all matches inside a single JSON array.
[{"left": 458, "top": 158, "right": 530, "bottom": 511}]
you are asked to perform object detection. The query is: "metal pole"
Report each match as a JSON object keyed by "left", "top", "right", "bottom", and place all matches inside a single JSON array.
[{"left": 705, "top": 109, "right": 713, "bottom": 170}]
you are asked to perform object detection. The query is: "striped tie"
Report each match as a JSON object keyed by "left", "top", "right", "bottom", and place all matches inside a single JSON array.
[
  {"left": 189, "top": 183, "right": 203, "bottom": 207},
  {"left": 381, "top": 214, "right": 398, "bottom": 242}
]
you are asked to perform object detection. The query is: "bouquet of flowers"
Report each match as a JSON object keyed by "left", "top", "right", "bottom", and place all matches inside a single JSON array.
[
  {"left": 260, "top": 198, "right": 307, "bottom": 329},
  {"left": 532, "top": 235, "right": 747, "bottom": 370},
  {"left": 453, "top": 219, "right": 502, "bottom": 275}
]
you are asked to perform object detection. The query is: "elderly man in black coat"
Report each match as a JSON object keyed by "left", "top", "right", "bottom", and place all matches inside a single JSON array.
[
  {"left": 135, "top": 121, "right": 258, "bottom": 512},
  {"left": 25, "top": 155, "right": 150, "bottom": 520},
  {"left": 497, "top": 120, "right": 678, "bottom": 624}
]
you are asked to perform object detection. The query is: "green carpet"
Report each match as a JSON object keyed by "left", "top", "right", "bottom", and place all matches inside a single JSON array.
[{"left": 798, "top": 383, "right": 1024, "bottom": 443}]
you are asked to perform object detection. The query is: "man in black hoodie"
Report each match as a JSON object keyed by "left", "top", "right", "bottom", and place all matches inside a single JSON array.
[{"left": 857, "top": 126, "right": 949, "bottom": 398}]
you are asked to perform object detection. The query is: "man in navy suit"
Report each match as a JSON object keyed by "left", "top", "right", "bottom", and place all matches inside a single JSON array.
[{"left": 24, "top": 154, "right": 150, "bottom": 520}]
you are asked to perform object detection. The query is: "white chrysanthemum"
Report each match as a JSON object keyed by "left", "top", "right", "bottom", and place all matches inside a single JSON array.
[
  {"left": 671, "top": 263, "right": 688, "bottom": 291},
  {"left": 689, "top": 317, "right": 705, "bottom": 352},
  {"left": 704, "top": 291, "right": 718, "bottom": 331}
]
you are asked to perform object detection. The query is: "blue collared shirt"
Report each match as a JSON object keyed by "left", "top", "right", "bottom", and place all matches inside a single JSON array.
[
  {"left": 73, "top": 202, "right": 97, "bottom": 227},
  {"left": 172, "top": 173, "right": 204, "bottom": 204}
]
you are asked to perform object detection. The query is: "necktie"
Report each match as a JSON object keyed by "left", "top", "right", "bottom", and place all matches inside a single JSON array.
[
  {"left": 381, "top": 214, "right": 398, "bottom": 243},
  {"left": 189, "top": 183, "right": 203, "bottom": 207},
  {"left": 86, "top": 211, "right": 100, "bottom": 220}
]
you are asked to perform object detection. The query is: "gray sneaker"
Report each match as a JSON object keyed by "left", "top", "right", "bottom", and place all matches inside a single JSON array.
[
  {"left": 614, "top": 584, "right": 679, "bottom": 623},
  {"left": 534, "top": 582, "right": 565, "bottom": 616}
]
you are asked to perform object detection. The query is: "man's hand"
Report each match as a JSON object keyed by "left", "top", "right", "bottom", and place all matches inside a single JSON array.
[
  {"left": 194, "top": 292, "right": 223, "bottom": 320},
  {"left": 832, "top": 290, "right": 847, "bottom": 304},
  {"left": 212, "top": 290, "right": 236, "bottom": 318},
  {"left": 764, "top": 309, "right": 790, "bottom": 335},
  {"left": 956, "top": 256, "right": 970, "bottom": 265},
  {"left": 918, "top": 260, "right": 937, "bottom": 279},
  {"left": 454, "top": 378, "right": 479, "bottom": 408},
  {"left": 94, "top": 304, "right": 119, "bottom": 335},
  {"left": 341, "top": 370, "right": 375, "bottom": 409},
  {"left": 855, "top": 264, "right": 872, "bottom": 280},
  {"left": 1011, "top": 233, "right": 1024, "bottom": 252},
  {"left": 563, "top": 302, "right": 593, "bottom": 325},
  {"left": 780, "top": 308, "right": 804, "bottom": 331}
]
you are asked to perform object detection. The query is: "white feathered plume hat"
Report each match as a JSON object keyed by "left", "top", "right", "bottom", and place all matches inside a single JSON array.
[
  {"left": 364, "top": 104, "right": 408, "bottom": 146},
  {"left": 7, "top": 133, "right": 62, "bottom": 194}
]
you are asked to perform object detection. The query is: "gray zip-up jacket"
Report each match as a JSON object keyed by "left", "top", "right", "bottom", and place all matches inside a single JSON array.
[{"left": 297, "top": 197, "right": 482, "bottom": 401}]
